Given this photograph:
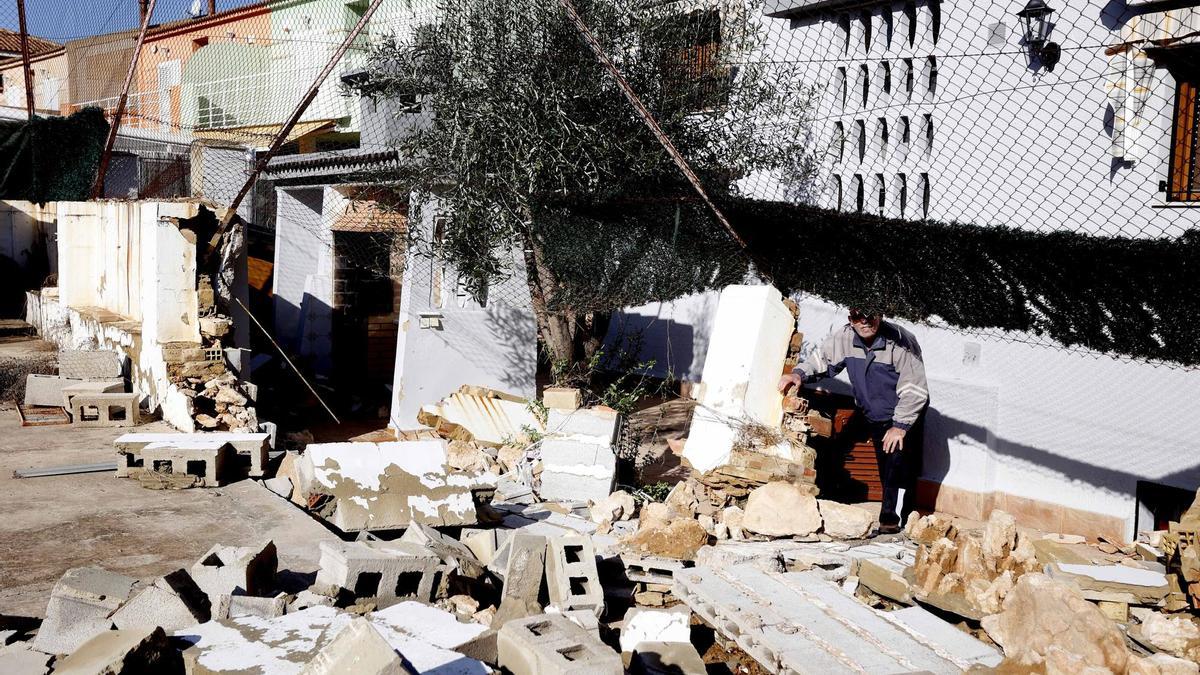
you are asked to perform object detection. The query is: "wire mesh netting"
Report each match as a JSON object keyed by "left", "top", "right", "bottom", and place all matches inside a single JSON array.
[{"left": 0, "top": 0, "right": 1197, "bottom": 367}]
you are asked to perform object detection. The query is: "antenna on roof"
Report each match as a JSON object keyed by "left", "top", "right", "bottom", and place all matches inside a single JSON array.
[{"left": 187, "top": 0, "right": 204, "bottom": 17}]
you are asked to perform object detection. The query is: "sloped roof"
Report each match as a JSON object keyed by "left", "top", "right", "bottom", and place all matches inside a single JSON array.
[{"left": 0, "top": 29, "right": 60, "bottom": 56}]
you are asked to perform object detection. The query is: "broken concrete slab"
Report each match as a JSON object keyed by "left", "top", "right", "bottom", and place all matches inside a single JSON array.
[
  {"left": 629, "top": 641, "right": 706, "bottom": 675},
  {"left": 189, "top": 540, "right": 277, "bottom": 603},
  {"left": 111, "top": 570, "right": 211, "bottom": 631},
  {"left": 619, "top": 606, "right": 691, "bottom": 653},
  {"left": 493, "top": 534, "right": 548, "bottom": 628},
  {"left": 546, "top": 535, "right": 604, "bottom": 617},
  {"left": 115, "top": 432, "right": 271, "bottom": 479},
  {"left": 299, "top": 616, "right": 409, "bottom": 675},
  {"left": 70, "top": 392, "right": 138, "bottom": 428},
  {"left": 742, "top": 481, "right": 821, "bottom": 537},
  {"left": 675, "top": 564, "right": 976, "bottom": 674},
  {"left": 417, "top": 386, "right": 543, "bottom": 447},
  {"left": 264, "top": 475, "right": 293, "bottom": 499},
  {"left": 24, "top": 373, "right": 83, "bottom": 407},
  {"left": 818, "top": 500, "right": 875, "bottom": 539},
  {"left": 303, "top": 440, "right": 496, "bottom": 531},
  {"left": 32, "top": 566, "right": 138, "bottom": 655},
  {"left": 399, "top": 522, "right": 485, "bottom": 578},
  {"left": 227, "top": 593, "right": 288, "bottom": 620},
  {"left": 314, "top": 540, "right": 440, "bottom": 608},
  {"left": 497, "top": 613, "right": 622, "bottom": 675},
  {"left": 0, "top": 644, "right": 52, "bottom": 675},
  {"left": 890, "top": 606, "right": 1003, "bottom": 668},
  {"left": 1046, "top": 562, "right": 1171, "bottom": 603},
  {"left": 53, "top": 626, "right": 178, "bottom": 674},
  {"left": 58, "top": 350, "right": 124, "bottom": 380},
  {"left": 857, "top": 556, "right": 914, "bottom": 604},
  {"left": 681, "top": 285, "right": 795, "bottom": 474}
]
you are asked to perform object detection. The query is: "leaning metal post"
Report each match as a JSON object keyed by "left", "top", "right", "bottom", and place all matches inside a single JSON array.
[{"left": 16, "top": 0, "right": 34, "bottom": 120}]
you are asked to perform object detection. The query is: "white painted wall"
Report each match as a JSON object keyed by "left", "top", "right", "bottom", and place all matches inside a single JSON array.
[
  {"left": 388, "top": 197, "right": 538, "bottom": 429},
  {"left": 273, "top": 187, "right": 335, "bottom": 375}
]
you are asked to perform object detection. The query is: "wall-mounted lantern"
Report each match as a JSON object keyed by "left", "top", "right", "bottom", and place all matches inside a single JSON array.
[{"left": 1016, "top": 0, "right": 1061, "bottom": 71}]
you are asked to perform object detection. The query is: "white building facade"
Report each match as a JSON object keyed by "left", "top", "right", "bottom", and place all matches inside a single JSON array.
[{"left": 614, "top": 0, "right": 1200, "bottom": 541}]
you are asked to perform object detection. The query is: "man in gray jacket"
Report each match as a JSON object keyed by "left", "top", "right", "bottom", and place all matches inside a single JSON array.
[{"left": 778, "top": 308, "right": 929, "bottom": 534}]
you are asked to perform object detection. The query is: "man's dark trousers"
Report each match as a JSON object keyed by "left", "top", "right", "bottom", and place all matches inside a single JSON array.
[{"left": 867, "top": 415, "right": 924, "bottom": 527}]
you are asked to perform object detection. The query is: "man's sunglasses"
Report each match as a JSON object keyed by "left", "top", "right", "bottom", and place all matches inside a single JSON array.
[{"left": 848, "top": 311, "right": 878, "bottom": 323}]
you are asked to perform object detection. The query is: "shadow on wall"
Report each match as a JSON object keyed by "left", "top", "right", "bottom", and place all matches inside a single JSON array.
[
  {"left": 604, "top": 312, "right": 697, "bottom": 381},
  {"left": 484, "top": 302, "right": 539, "bottom": 392},
  {"left": 920, "top": 406, "right": 1200, "bottom": 503}
]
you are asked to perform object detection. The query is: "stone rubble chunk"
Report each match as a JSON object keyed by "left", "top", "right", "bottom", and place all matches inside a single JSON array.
[
  {"left": 742, "top": 481, "right": 822, "bottom": 537},
  {"left": 111, "top": 569, "right": 210, "bottom": 631},
  {"left": 624, "top": 517, "right": 709, "bottom": 561},
  {"left": 53, "top": 626, "right": 177, "bottom": 675},
  {"left": 905, "top": 511, "right": 956, "bottom": 546},
  {"left": 1132, "top": 653, "right": 1200, "bottom": 675},
  {"left": 299, "top": 616, "right": 410, "bottom": 675},
  {"left": 818, "top": 500, "right": 875, "bottom": 539},
  {"left": 1138, "top": 612, "right": 1200, "bottom": 663},
  {"left": 589, "top": 490, "right": 636, "bottom": 527},
  {"left": 32, "top": 567, "right": 137, "bottom": 655},
  {"left": 981, "top": 572, "right": 1132, "bottom": 674},
  {"left": 619, "top": 606, "right": 691, "bottom": 653}
]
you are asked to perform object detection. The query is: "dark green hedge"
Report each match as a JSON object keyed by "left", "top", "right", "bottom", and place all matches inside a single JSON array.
[
  {"left": 727, "top": 199, "right": 1199, "bottom": 365},
  {"left": 0, "top": 107, "right": 108, "bottom": 203}
]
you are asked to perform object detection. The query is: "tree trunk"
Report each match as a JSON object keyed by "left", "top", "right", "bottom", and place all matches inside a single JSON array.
[{"left": 521, "top": 228, "right": 575, "bottom": 373}]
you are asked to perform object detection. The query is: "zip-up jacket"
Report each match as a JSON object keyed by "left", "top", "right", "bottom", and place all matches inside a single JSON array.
[{"left": 792, "top": 321, "right": 929, "bottom": 429}]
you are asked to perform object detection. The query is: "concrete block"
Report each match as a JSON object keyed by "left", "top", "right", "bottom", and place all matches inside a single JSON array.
[
  {"left": 546, "top": 408, "right": 619, "bottom": 442},
  {"left": 31, "top": 567, "right": 136, "bottom": 655},
  {"left": 461, "top": 528, "right": 510, "bottom": 567},
  {"left": 546, "top": 535, "right": 603, "bottom": 617},
  {"left": 0, "top": 644, "right": 52, "bottom": 675},
  {"left": 111, "top": 569, "right": 210, "bottom": 631},
  {"left": 454, "top": 628, "right": 498, "bottom": 665},
  {"left": 264, "top": 475, "right": 293, "bottom": 498},
  {"left": 53, "top": 626, "right": 177, "bottom": 674},
  {"left": 498, "top": 613, "right": 622, "bottom": 675},
  {"left": 189, "top": 541, "right": 277, "bottom": 603},
  {"left": 538, "top": 438, "right": 616, "bottom": 503},
  {"left": 70, "top": 392, "right": 138, "bottom": 428},
  {"left": 58, "top": 349, "right": 123, "bottom": 380},
  {"left": 139, "top": 439, "right": 232, "bottom": 487},
  {"left": 228, "top": 593, "right": 288, "bottom": 619},
  {"left": 299, "top": 617, "right": 406, "bottom": 675},
  {"left": 682, "top": 285, "right": 794, "bottom": 473},
  {"left": 115, "top": 432, "right": 271, "bottom": 478},
  {"left": 630, "top": 641, "right": 707, "bottom": 675},
  {"left": 23, "top": 373, "right": 82, "bottom": 407},
  {"left": 61, "top": 379, "right": 124, "bottom": 410},
  {"left": 543, "top": 387, "right": 581, "bottom": 411},
  {"left": 619, "top": 607, "right": 691, "bottom": 653},
  {"left": 399, "top": 522, "right": 485, "bottom": 578},
  {"left": 314, "top": 540, "right": 440, "bottom": 608},
  {"left": 303, "top": 441, "right": 497, "bottom": 531},
  {"left": 493, "top": 534, "right": 548, "bottom": 627},
  {"left": 563, "top": 609, "right": 601, "bottom": 639}
]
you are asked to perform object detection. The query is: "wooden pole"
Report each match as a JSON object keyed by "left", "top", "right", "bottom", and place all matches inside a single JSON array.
[
  {"left": 16, "top": 0, "right": 34, "bottom": 120},
  {"left": 90, "top": 0, "right": 158, "bottom": 199}
]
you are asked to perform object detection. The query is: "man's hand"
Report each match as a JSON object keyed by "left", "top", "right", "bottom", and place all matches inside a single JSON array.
[
  {"left": 882, "top": 426, "right": 906, "bottom": 453},
  {"left": 778, "top": 373, "right": 803, "bottom": 394}
]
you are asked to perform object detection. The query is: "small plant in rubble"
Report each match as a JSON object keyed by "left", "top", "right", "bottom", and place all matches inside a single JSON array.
[{"left": 731, "top": 418, "right": 785, "bottom": 453}]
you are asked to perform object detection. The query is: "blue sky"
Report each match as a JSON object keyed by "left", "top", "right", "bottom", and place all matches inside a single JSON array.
[{"left": 0, "top": 0, "right": 246, "bottom": 44}]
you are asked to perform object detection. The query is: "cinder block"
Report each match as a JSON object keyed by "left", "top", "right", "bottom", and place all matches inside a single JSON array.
[
  {"left": 58, "top": 350, "right": 123, "bottom": 380},
  {"left": 546, "top": 536, "right": 604, "bottom": 617},
  {"left": 114, "top": 432, "right": 271, "bottom": 478},
  {"left": 313, "top": 540, "right": 440, "bottom": 608},
  {"left": 32, "top": 567, "right": 137, "bottom": 655},
  {"left": 111, "top": 569, "right": 210, "bottom": 631},
  {"left": 493, "top": 534, "right": 548, "bottom": 627},
  {"left": 190, "top": 541, "right": 277, "bottom": 604},
  {"left": 497, "top": 613, "right": 622, "bottom": 675},
  {"left": 139, "top": 439, "right": 232, "bottom": 487},
  {"left": 543, "top": 387, "right": 582, "bottom": 411},
  {"left": 61, "top": 379, "right": 125, "bottom": 410},
  {"left": 24, "top": 374, "right": 83, "bottom": 407},
  {"left": 399, "top": 522, "right": 485, "bottom": 578},
  {"left": 538, "top": 439, "right": 616, "bottom": 504},
  {"left": 546, "top": 408, "right": 619, "bottom": 442},
  {"left": 71, "top": 392, "right": 138, "bottom": 428}
]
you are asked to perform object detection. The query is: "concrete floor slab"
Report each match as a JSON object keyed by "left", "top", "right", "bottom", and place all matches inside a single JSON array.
[{"left": 0, "top": 410, "right": 338, "bottom": 617}]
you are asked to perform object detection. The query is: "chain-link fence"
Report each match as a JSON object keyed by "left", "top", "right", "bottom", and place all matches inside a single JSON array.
[{"left": 0, "top": 0, "right": 1196, "bottom": 368}]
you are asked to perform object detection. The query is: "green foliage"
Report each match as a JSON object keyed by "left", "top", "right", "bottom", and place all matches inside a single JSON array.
[
  {"left": 350, "top": 0, "right": 816, "bottom": 311},
  {"left": 639, "top": 481, "right": 672, "bottom": 503},
  {"left": 549, "top": 327, "right": 672, "bottom": 415},
  {"left": 0, "top": 108, "right": 109, "bottom": 203},
  {"left": 727, "top": 198, "right": 1200, "bottom": 365}
]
